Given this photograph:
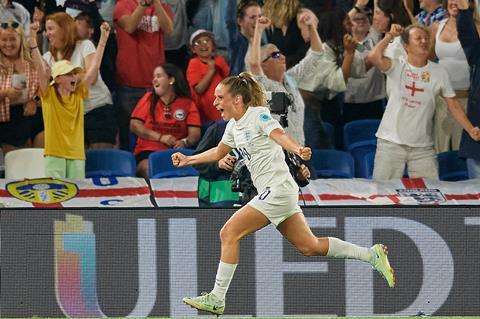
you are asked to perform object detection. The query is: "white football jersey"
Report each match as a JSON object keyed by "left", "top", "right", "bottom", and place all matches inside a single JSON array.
[{"left": 222, "top": 107, "right": 298, "bottom": 193}]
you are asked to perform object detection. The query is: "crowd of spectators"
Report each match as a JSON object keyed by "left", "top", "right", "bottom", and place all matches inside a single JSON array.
[{"left": 0, "top": 0, "right": 479, "bottom": 182}]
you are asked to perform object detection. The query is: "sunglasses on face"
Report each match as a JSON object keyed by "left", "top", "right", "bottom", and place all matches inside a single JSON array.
[
  {"left": 193, "top": 38, "right": 212, "bottom": 47},
  {"left": 262, "top": 51, "right": 282, "bottom": 62},
  {"left": 1, "top": 22, "right": 20, "bottom": 29}
]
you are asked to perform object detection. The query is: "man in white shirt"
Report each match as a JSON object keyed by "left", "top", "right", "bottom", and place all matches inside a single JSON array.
[
  {"left": 368, "top": 23, "right": 480, "bottom": 180},
  {"left": 248, "top": 12, "right": 355, "bottom": 146}
]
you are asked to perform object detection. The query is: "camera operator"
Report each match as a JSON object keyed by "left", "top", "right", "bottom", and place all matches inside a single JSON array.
[
  {"left": 248, "top": 11, "right": 354, "bottom": 148},
  {"left": 192, "top": 120, "right": 240, "bottom": 207}
]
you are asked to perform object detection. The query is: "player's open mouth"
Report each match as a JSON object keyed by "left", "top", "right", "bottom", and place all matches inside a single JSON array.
[{"left": 70, "top": 81, "right": 76, "bottom": 87}]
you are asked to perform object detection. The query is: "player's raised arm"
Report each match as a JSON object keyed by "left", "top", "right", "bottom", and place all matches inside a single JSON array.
[
  {"left": 172, "top": 142, "right": 232, "bottom": 167},
  {"left": 269, "top": 128, "right": 312, "bottom": 161}
]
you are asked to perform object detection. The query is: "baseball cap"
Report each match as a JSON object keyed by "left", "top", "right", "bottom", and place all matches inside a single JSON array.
[
  {"left": 50, "top": 60, "right": 83, "bottom": 85},
  {"left": 189, "top": 29, "right": 214, "bottom": 47}
]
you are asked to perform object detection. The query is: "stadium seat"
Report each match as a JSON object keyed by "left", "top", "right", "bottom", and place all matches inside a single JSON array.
[
  {"left": 5, "top": 148, "right": 46, "bottom": 179},
  {"left": 311, "top": 149, "right": 355, "bottom": 178},
  {"left": 343, "top": 119, "right": 380, "bottom": 176},
  {"left": 343, "top": 119, "right": 380, "bottom": 151},
  {"left": 356, "top": 150, "right": 376, "bottom": 179},
  {"left": 129, "top": 131, "right": 137, "bottom": 153},
  {"left": 438, "top": 150, "right": 469, "bottom": 181},
  {"left": 85, "top": 149, "right": 136, "bottom": 178},
  {"left": 148, "top": 148, "right": 199, "bottom": 178}
]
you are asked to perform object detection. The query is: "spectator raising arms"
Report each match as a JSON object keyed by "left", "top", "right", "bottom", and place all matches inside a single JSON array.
[
  {"left": 0, "top": 22, "right": 41, "bottom": 155},
  {"left": 114, "top": 0, "right": 173, "bottom": 150},
  {"left": 226, "top": 0, "right": 262, "bottom": 76},
  {"left": 130, "top": 63, "right": 201, "bottom": 178},
  {"left": 43, "top": 12, "right": 117, "bottom": 149},
  {"left": 249, "top": 12, "right": 340, "bottom": 148},
  {"left": 186, "top": 29, "right": 229, "bottom": 125},
  {"left": 262, "top": 0, "right": 309, "bottom": 69},
  {"left": 372, "top": 0, "right": 413, "bottom": 60},
  {"left": 29, "top": 21, "right": 110, "bottom": 179},
  {"left": 368, "top": 23, "right": 480, "bottom": 181},
  {"left": 344, "top": 5, "right": 386, "bottom": 123}
]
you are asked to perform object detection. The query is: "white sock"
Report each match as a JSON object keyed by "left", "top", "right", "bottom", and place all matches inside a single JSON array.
[
  {"left": 211, "top": 261, "right": 238, "bottom": 300},
  {"left": 326, "top": 237, "right": 373, "bottom": 263}
]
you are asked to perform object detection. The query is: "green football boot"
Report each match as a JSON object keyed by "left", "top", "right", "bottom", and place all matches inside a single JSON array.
[
  {"left": 183, "top": 292, "right": 225, "bottom": 316},
  {"left": 371, "top": 244, "right": 396, "bottom": 288}
]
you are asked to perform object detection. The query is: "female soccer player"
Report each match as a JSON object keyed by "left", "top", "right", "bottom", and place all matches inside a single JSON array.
[{"left": 171, "top": 72, "right": 395, "bottom": 316}]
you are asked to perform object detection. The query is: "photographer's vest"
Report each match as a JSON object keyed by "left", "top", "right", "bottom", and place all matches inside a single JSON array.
[{"left": 197, "top": 122, "right": 240, "bottom": 207}]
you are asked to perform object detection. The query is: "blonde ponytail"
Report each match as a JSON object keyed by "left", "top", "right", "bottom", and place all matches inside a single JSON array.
[{"left": 221, "top": 72, "right": 267, "bottom": 107}]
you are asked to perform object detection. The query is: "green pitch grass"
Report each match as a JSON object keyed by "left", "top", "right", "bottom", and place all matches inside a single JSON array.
[{"left": 14, "top": 317, "right": 480, "bottom": 319}]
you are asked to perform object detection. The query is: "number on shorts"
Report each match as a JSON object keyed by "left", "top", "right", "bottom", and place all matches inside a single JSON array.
[{"left": 258, "top": 189, "right": 271, "bottom": 200}]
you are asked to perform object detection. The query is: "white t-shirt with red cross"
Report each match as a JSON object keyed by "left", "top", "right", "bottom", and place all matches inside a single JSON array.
[{"left": 376, "top": 58, "right": 456, "bottom": 147}]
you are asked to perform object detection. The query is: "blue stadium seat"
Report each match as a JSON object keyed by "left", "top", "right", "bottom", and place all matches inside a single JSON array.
[
  {"left": 129, "top": 131, "right": 137, "bottom": 153},
  {"left": 312, "top": 149, "right": 355, "bottom": 178},
  {"left": 438, "top": 150, "right": 469, "bottom": 181},
  {"left": 148, "top": 149, "right": 199, "bottom": 178},
  {"left": 86, "top": 149, "right": 136, "bottom": 178},
  {"left": 343, "top": 119, "right": 380, "bottom": 151},
  {"left": 343, "top": 119, "right": 380, "bottom": 176},
  {"left": 356, "top": 150, "right": 376, "bottom": 179}
]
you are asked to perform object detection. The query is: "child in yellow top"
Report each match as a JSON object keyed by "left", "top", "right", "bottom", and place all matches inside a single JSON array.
[{"left": 28, "top": 22, "right": 110, "bottom": 178}]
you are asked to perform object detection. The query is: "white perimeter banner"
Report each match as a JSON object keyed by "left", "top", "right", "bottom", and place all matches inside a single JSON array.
[
  {"left": 1, "top": 177, "right": 478, "bottom": 208},
  {"left": 151, "top": 177, "right": 480, "bottom": 206},
  {"left": 0, "top": 177, "right": 153, "bottom": 208},
  {"left": 150, "top": 177, "right": 199, "bottom": 207}
]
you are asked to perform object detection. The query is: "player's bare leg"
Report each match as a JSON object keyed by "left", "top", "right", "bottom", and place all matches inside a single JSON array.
[
  {"left": 183, "top": 205, "right": 270, "bottom": 315},
  {"left": 277, "top": 212, "right": 395, "bottom": 288}
]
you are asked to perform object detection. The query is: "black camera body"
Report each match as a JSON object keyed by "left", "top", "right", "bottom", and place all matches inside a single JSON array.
[
  {"left": 229, "top": 157, "right": 257, "bottom": 206},
  {"left": 266, "top": 91, "right": 293, "bottom": 128},
  {"left": 267, "top": 92, "right": 292, "bottom": 115}
]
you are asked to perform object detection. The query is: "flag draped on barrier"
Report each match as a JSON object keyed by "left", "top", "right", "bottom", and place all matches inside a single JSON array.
[
  {"left": 301, "top": 178, "right": 480, "bottom": 205},
  {"left": 0, "top": 177, "right": 153, "bottom": 207},
  {"left": 0, "top": 177, "right": 478, "bottom": 207},
  {"left": 150, "top": 177, "right": 480, "bottom": 206}
]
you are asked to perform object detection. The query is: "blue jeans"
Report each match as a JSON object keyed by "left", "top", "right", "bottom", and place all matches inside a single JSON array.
[
  {"left": 304, "top": 93, "right": 344, "bottom": 149},
  {"left": 116, "top": 86, "right": 149, "bottom": 150},
  {"left": 466, "top": 158, "right": 480, "bottom": 179},
  {"left": 303, "top": 104, "right": 331, "bottom": 149}
]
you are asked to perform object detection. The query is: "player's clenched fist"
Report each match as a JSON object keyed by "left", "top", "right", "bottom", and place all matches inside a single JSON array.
[
  {"left": 171, "top": 152, "right": 188, "bottom": 167},
  {"left": 298, "top": 147, "right": 312, "bottom": 161}
]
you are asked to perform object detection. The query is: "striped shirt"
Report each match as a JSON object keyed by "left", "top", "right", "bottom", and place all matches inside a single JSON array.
[
  {"left": 0, "top": 61, "right": 39, "bottom": 122},
  {"left": 416, "top": 6, "right": 448, "bottom": 27}
]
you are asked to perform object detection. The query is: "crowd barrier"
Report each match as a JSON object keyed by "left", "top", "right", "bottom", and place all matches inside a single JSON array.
[
  {"left": 1, "top": 207, "right": 479, "bottom": 317},
  {"left": 0, "top": 177, "right": 479, "bottom": 207}
]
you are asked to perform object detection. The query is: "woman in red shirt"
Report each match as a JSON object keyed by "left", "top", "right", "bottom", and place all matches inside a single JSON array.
[{"left": 130, "top": 63, "right": 201, "bottom": 177}]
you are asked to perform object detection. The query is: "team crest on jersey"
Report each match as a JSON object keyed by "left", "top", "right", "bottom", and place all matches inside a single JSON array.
[
  {"left": 421, "top": 71, "right": 430, "bottom": 83},
  {"left": 259, "top": 113, "right": 271, "bottom": 122},
  {"left": 6, "top": 178, "right": 79, "bottom": 204},
  {"left": 174, "top": 109, "right": 186, "bottom": 121}
]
